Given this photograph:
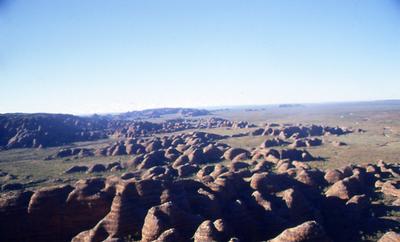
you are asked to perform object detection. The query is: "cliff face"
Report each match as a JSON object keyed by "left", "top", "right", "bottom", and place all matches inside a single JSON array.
[
  {"left": 0, "top": 114, "right": 108, "bottom": 149},
  {"left": 0, "top": 109, "right": 215, "bottom": 150}
]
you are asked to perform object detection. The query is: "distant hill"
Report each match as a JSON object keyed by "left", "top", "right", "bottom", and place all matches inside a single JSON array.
[
  {"left": 278, "top": 104, "right": 304, "bottom": 108},
  {"left": 0, "top": 108, "right": 212, "bottom": 150},
  {"left": 115, "top": 108, "right": 211, "bottom": 120},
  {"left": 0, "top": 113, "right": 109, "bottom": 149}
]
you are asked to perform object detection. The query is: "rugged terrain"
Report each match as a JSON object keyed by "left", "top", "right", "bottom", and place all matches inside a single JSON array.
[{"left": 1, "top": 102, "right": 400, "bottom": 242}]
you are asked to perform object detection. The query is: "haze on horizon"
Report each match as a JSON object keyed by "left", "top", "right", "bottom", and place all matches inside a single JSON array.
[{"left": 1, "top": 0, "right": 400, "bottom": 114}]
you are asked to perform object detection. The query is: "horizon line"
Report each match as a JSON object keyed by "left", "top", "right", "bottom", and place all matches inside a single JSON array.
[{"left": 1, "top": 98, "right": 400, "bottom": 116}]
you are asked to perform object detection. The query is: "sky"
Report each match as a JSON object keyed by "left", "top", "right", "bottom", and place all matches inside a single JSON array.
[{"left": 0, "top": 0, "right": 400, "bottom": 114}]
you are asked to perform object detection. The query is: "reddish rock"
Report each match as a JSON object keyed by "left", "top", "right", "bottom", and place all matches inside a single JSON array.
[
  {"left": 87, "top": 164, "right": 106, "bottom": 173},
  {"left": 65, "top": 178, "right": 114, "bottom": 239},
  {"left": 269, "top": 220, "right": 331, "bottom": 242},
  {"left": 203, "top": 144, "right": 223, "bottom": 161},
  {"left": 230, "top": 161, "right": 250, "bottom": 171},
  {"left": 188, "top": 188, "right": 222, "bottom": 219},
  {"left": 223, "top": 148, "right": 250, "bottom": 161},
  {"left": 177, "top": 164, "right": 200, "bottom": 177},
  {"left": 141, "top": 202, "right": 202, "bottom": 242},
  {"left": 276, "top": 188, "right": 316, "bottom": 223},
  {"left": 188, "top": 148, "right": 205, "bottom": 164},
  {"left": 126, "top": 154, "right": 144, "bottom": 168},
  {"left": 194, "top": 220, "right": 221, "bottom": 242},
  {"left": 378, "top": 231, "right": 400, "bottom": 242},
  {"left": 252, "top": 191, "right": 273, "bottom": 211},
  {"left": 138, "top": 154, "right": 165, "bottom": 170},
  {"left": 111, "top": 144, "right": 127, "bottom": 156},
  {"left": 210, "top": 164, "right": 229, "bottom": 178},
  {"left": 154, "top": 228, "right": 182, "bottom": 242},
  {"left": 325, "top": 177, "right": 361, "bottom": 200},
  {"left": 173, "top": 154, "right": 190, "bottom": 168},
  {"left": 28, "top": 185, "right": 74, "bottom": 241},
  {"left": 126, "top": 143, "right": 145, "bottom": 155},
  {"left": 0, "top": 191, "right": 33, "bottom": 242},
  {"left": 295, "top": 169, "right": 324, "bottom": 187},
  {"left": 197, "top": 165, "right": 215, "bottom": 179},
  {"left": 381, "top": 181, "right": 400, "bottom": 198},
  {"left": 65, "top": 165, "right": 88, "bottom": 174},
  {"left": 72, "top": 182, "right": 141, "bottom": 241},
  {"left": 145, "top": 140, "right": 162, "bottom": 153},
  {"left": 324, "top": 169, "right": 344, "bottom": 184},
  {"left": 164, "top": 147, "right": 181, "bottom": 161}
]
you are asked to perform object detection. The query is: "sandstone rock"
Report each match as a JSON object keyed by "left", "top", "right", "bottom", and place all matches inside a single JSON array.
[
  {"left": 28, "top": 185, "right": 74, "bottom": 241},
  {"left": 224, "top": 199, "right": 257, "bottom": 241},
  {"left": 110, "top": 164, "right": 123, "bottom": 172},
  {"left": 145, "top": 140, "right": 162, "bottom": 153},
  {"left": 125, "top": 155, "right": 144, "bottom": 168},
  {"left": 276, "top": 161, "right": 294, "bottom": 174},
  {"left": 276, "top": 188, "right": 315, "bottom": 223},
  {"left": 341, "top": 165, "right": 354, "bottom": 177},
  {"left": 2, "top": 182, "right": 23, "bottom": 191},
  {"left": 126, "top": 143, "right": 145, "bottom": 155},
  {"left": 378, "top": 231, "right": 400, "bottom": 242},
  {"left": 252, "top": 191, "right": 273, "bottom": 211},
  {"left": 295, "top": 170, "right": 324, "bottom": 187},
  {"left": 230, "top": 161, "right": 250, "bottom": 171},
  {"left": 188, "top": 148, "right": 205, "bottom": 164},
  {"left": 260, "top": 138, "right": 286, "bottom": 148},
  {"left": 250, "top": 172, "right": 293, "bottom": 194},
  {"left": 0, "top": 191, "right": 33, "bottom": 241},
  {"left": 224, "top": 148, "right": 250, "bottom": 161},
  {"left": 177, "top": 164, "right": 200, "bottom": 177},
  {"left": 188, "top": 188, "right": 222, "bottom": 219},
  {"left": 306, "top": 138, "right": 322, "bottom": 147},
  {"left": 252, "top": 160, "right": 271, "bottom": 173},
  {"left": 164, "top": 147, "right": 181, "bottom": 161},
  {"left": 65, "top": 165, "right": 88, "bottom": 174},
  {"left": 346, "top": 194, "right": 369, "bottom": 216},
  {"left": 281, "top": 149, "right": 314, "bottom": 161},
  {"left": 106, "top": 162, "right": 121, "bottom": 170},
  {"left": 121, "top": 172, "right": 138, "bottom": 180},
  {"left": 251, "top": 128, "right": 265, "bottom": 136},
  {"left": 325, "top": 176, "right": 361, "bottom": 200},
  {"left": 269, "top": 221, "right": 330, "bottom": 242},
  {"left": 141, "top": 201, "right": 202, "bottom": 242},
  {"left": 194, "top": 220, "right": 221, "bottom": 242},
  {"left": 138, "top": 155, "right": 165, "bottom": 170},
  {"left": 290, "top": 139, "right": 307, "bottom": 148},
  {"left": 381, "top": 181, "right": 400, "bottom": 198},
  {"left": 210, "top": 164, "right": 229, "bottom": 178},
  {"left": 154, "top": 228, "right": 182, "bottom": 242},
  {"left": 213, "top": 218, "right": 233, "bottom": 241},
  {"left": 197, "top": 165, "right": 215, "bottom": 179},
  {"left": 111, "top": 144, "right": 127, "bottom": 156},
  {"left": 332, "top": 141, "right": 347, "bottom": 147},
  {"left": 95, "top": 147, "right": 108, "bottom": 156},
  {"left": 203, "top": 144, "right": 223, "bottom": 161},
  {"left": 173, "top": 154, "right": 190, "bottom": 168},
  {"left": 366, "top": 164, "right": 378, "bottom": 174},
  {"left": 65, "top": 178, "right": 114, "bottom": 240},
  {"left": 159, "top": 185, "right": 191, "bottom": 211},
  {"left": 56, "top": 148, "right": 73, "bottom": 158},
  {"left": 72, "top": 181, "right": 141, "bottom": 242},
  {"left": 142, "top": 166, "right": 168, "bottom": 180},
  {"left": 324, "top": 169, "right": 344, "bottom": 184},
  {"left": 87, "top": 164, "right": 106, "bottom": 173}
]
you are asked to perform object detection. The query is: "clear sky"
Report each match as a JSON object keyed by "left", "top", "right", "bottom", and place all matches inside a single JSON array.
[{"left": 1, "top": 0, "right": 400, "bottom": 114}]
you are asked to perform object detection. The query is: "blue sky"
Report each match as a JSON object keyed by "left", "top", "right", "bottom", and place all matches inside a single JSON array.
[{"left": 1, "top": 0, "right": 399, "bottom": 114}]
